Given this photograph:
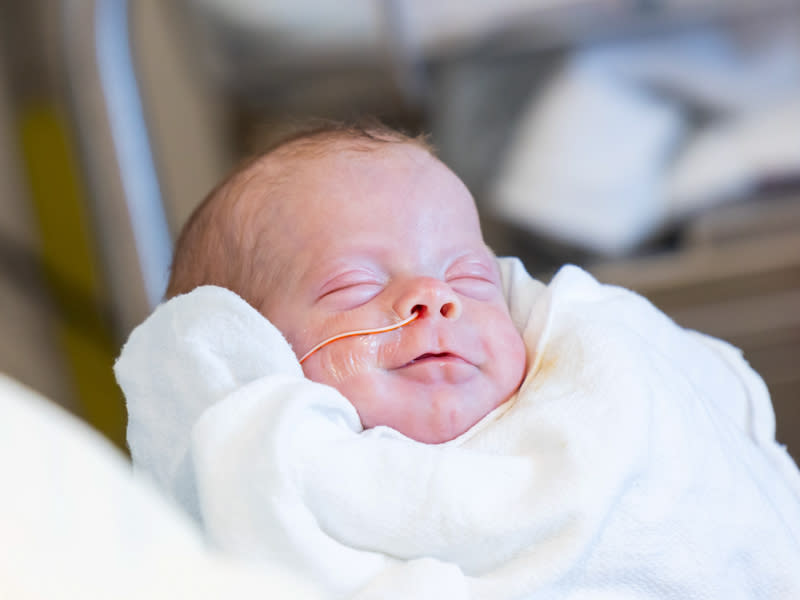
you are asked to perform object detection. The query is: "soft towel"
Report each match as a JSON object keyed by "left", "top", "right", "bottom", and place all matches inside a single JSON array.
[{"left": 115, "top": 259, "right": 800, "bottom": 599}]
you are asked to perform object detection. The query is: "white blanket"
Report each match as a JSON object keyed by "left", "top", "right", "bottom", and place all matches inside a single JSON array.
[{"left": 115, "top": 259, "right": 800, "bottom": 599}]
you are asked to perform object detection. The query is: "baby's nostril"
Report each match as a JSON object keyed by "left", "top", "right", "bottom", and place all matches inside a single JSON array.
[
  {"left": 440, "top": 302, "right": 455, "bottom": 318},
  {"left": 412, "top": 304, "right": 426, "bottom": 317}
]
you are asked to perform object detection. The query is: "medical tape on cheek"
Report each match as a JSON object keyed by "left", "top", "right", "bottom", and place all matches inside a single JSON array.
[{"left": 298, "top": 310, "right": 420, "bottom": 364}]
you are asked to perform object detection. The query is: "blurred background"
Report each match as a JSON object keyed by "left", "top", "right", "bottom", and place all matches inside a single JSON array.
[{"left": 0, "top": 0, "right": 798, "bottom": 460}]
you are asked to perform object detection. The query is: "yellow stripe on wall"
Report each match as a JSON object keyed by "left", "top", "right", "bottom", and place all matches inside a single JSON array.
[{"left": 18, "top": 103, "right": 127, "bottom": 450}]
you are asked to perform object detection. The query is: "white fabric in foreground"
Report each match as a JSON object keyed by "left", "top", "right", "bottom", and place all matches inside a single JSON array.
[
  {"left": 0, "top": 374, "right": 319, "bottom": 600},
  {"left": 116, "top": 259, "right": 800, "bottom": 599}
]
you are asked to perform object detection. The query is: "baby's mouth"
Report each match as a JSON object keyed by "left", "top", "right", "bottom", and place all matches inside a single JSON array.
[
  {"left": 402, "top": 352, "right": 464, "bottom": 367},
  {"left": 393, "top": 350, "right": 476, "bottom": 383}
]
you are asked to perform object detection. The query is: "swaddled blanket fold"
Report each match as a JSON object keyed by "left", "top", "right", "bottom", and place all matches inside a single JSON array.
[{"left": 115, "top": 259, "right": 800, "bottom": 599}]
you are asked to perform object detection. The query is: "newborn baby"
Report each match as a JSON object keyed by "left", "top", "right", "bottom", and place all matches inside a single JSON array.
[
  {"left": 166, "top": 124, "right": 526, "bottom": 444},
  {"left": 117, "top": 122, "right": 800, "bottom": 600}
]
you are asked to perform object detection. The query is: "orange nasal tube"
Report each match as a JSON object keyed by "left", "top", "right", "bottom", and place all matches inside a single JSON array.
[{"left": 298, "top": 310, "right": 420, "bottom": 364}]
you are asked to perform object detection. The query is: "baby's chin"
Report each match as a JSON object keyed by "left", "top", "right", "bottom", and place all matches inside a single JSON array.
[
  {"left": 352, "top": 384, "right": 509, "bottom": 445},
  {"left": 394, "top": 417, "right": 482, "bottom": 445}
]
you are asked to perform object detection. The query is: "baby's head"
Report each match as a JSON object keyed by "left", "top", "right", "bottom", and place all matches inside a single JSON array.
[{"left": 168, "top": 122, "right": 526, "bottom": 443}]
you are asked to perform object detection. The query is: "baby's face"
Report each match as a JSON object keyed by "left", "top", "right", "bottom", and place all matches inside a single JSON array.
[{"left": 259, "top": 142, "right": 526, "bottom": 444}]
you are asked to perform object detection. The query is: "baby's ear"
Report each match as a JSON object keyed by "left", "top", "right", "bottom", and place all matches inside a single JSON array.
[{"left": 495, "top": 257, "right": 547, "bottom": 333}]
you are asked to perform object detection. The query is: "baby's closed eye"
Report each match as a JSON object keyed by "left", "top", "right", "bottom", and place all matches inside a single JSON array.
[
  {"left": 318, "top": 271, "right": 385, "bottom": 309},
  {"left": 446, "top": 263, "right": 499, "bottom": 301}
]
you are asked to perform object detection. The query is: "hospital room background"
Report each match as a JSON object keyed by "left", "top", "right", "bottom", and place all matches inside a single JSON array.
[{"left": 0, "top": 0, "right": 798, "bottom": 463}]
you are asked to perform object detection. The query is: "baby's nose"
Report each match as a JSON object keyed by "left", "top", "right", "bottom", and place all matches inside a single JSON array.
[{"left": 394, "top": 277, "right": 462, "bottom": 321}]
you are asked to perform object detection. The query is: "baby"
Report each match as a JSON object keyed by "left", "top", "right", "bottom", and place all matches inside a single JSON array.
[
  {"left": 116, "top": 122, "right": 800, "bottom": 600},
  {"left": 165, "top": 123, "right": 526, "bottom": 444}
]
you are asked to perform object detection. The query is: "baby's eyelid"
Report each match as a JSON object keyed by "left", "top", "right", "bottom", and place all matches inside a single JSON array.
[
  {"left": 317, "top": 274, "right": 384, "bottom": 299},
  {"left": 449, "top": 272, "right": 494, "bottom": 281},
  {"left": 327, "top": 281, "right": 382, "bottom": 294},
  {"left": 446, "top": 264, "right": 498, "bottom": 284}
]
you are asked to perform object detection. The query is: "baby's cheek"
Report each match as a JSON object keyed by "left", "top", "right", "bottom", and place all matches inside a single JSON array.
[
  {"left": 484, "top": 312, "right": 527, "bottom": 396},
  {"left": 504, "top": 329, "right": 527, "bottom": 392},
  {"left": 306, "top": 348, "right": 372, "bottom": 387},
  {"left": 300, "top": 332, "right": 400, "bottom": 388}
]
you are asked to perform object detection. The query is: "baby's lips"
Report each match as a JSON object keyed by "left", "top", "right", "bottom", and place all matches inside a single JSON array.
[
  {"left": 391, "top": 341, "right": 474, "bottom": 370},
  {"left": 390, "top": 349, "right": 478, "bottom": 385}
]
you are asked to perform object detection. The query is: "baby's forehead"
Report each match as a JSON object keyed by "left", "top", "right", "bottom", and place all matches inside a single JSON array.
[
  {"left": 232, "top": 137, "right": 480, "bottom": 248},
  {"left": 238, "top": 139, "right": 437, "bottom": 211}
]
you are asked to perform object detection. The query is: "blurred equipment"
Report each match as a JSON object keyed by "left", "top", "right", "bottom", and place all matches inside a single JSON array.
[
  {"left": 62, "top": 0, "right": 173, "bottom": 330},
  {"left": 492, "top": 17, "right": 800, "bottom": 256}
]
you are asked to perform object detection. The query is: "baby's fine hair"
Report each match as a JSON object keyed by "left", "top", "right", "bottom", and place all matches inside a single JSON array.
[{"left": 165, "top": 119, "right": 432, "bottom": 309}]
